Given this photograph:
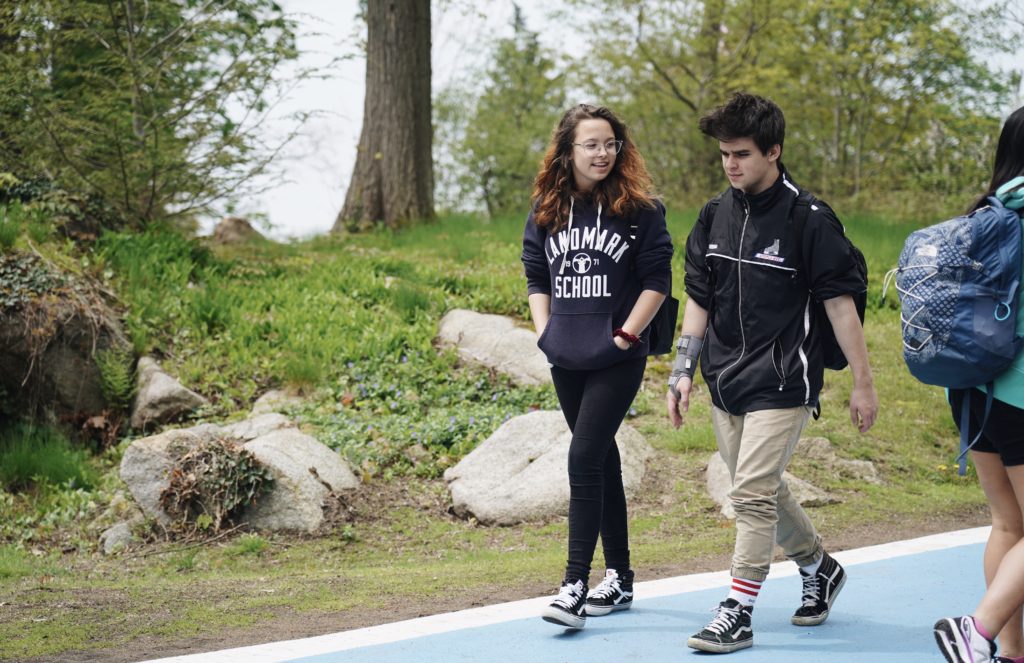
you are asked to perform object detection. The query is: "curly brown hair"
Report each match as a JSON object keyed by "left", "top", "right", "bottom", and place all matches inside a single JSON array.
[{"left": 531, "top": 104, "right": 656, "bottom": 231}]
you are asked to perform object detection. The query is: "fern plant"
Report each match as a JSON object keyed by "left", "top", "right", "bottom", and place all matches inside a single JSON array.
[{"left": 95, "top": 348, "right": 136, "bottom": 411}]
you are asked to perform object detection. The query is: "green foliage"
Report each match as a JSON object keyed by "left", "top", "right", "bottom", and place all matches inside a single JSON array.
[
  {"left": 0, "top": 423, "right": 98, "bottom": 492},
  {"left": 435, "top": 8, "right": 566, "bottom": 216},
  {"left": 95, "top": 348, "right": 136, "bottom": 412},
  {"left": 0, "top": 1, "right": 302, "bottom": 228},
  {"left": 0, "top": 252, "right": 61, "bottom": 310},
  {"left": 302, "top": 349, "right": 558, "bottom": 479},
  {"left": 159, "top": 437, "right": 274, "bottom": 536},
  {"left": 0, "top": 201, "right": 21, "bottom": 250},
  {"left": 435, "top": 0, "right": 1019, "bottom": 211},
  {"left": 229, "top": 534, "right": 269, "bottom": 556},
  {"left": 95, "top": 229, "right": 218, "bottom": 352}
]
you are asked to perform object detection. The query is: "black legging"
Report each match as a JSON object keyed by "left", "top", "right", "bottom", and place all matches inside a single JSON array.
[{"left": 550, "top": 356, "right": 647, "bottom": 584}]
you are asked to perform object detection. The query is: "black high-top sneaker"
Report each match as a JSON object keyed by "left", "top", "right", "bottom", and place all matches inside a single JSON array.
[
  {"left": 541, "top": 579, "right": 588, "bottom": 629},
  {"left": 687, "top": 598, "right": 754, "bottom": 653},
  {"left": 585, "top": 568, "right": 634, "bottom": 616},
  {"left": 792, "top": 551, "right": 847, "bottom": 626}
]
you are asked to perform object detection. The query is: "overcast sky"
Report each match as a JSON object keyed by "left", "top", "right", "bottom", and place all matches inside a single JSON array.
[{"left": 212, "top": 0, "right": 1024, "bottom": 240}]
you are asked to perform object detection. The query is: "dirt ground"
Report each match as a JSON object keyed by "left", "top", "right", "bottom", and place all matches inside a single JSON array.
[{"left": 33, "top": 497, "right": 989, "bottom": 663}]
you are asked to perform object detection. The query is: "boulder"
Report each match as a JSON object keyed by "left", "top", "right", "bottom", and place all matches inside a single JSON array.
[
  {"left": 221, "top": 412, "right": 291, "bottom": 441},
  {"left": 437, "top": 309, "right": 550, "bottom": 386},
  {"left": 120, "top": 419, "right": 359, "bottom": 533},
  {"left": 211, "top": 216, "right": 264, "bottom": 244},
  {"left": 241, "top": 428, "right": 360, "bottom": 532},
  {"left": 705, "top": 452, "right": 839, "bottom": 520},
  {"left": 130, "top": 357, "right": 208, "bottom": 430},
  {"left": 119, "top": 428, "right": 205, "bottom": 523},
  {"left": 0, "top": 253, "right": 131, "bottom": 419},
  {"left": 99, "top": 522, "right": 135, "bottom": 555},
  {"left": 444, "top": 410, "right": 653, "bottom": 525},
  {"left": 796, "top": 437, "right": 882, "bottom": 484},
  {"left": 250, "top": 390, "right": 303, "bottom": 416}
]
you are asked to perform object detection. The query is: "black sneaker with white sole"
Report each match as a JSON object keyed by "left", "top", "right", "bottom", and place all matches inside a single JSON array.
[
  {"left": 541, "top": 579, "right": 588, "bottom": 629},
  {"left": 792, "top": 551, "right": 847, "bottom": 626},
  {"left": 687, "top": 598, "right": 754, "bottom": 653},
  {"left": 585, "top": 568, "right": 634, "bottom": 616},
  {"left": 934, "top": 615, "right": 996, "bottom": 663}
]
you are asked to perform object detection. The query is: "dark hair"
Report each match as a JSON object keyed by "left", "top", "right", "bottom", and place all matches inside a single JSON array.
[
  {"left": 698, "top": 92, "right": 785, "bottom": 156},
  {"left": 531, "top": 104, "right": 655, "bottom": 231},
  {"left": 971, "top": 105, "right": 1024, "bottom": 211}
]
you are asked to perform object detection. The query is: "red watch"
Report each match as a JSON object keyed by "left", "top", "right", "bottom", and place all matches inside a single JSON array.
[{"left": 613, "top": 328, "right": 640, "bottom": 346}]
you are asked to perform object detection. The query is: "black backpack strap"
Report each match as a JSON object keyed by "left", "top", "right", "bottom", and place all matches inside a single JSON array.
[
  {"left": 789, "top": 190, "right": 817, "bottom": 255},
  {"left": 956, "top": 385, "right": 994, "bottom": 476}
]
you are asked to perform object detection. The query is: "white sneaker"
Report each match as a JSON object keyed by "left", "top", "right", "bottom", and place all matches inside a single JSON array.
[{"left": 934, "top": 615, "right": 996, "bottom": 663}]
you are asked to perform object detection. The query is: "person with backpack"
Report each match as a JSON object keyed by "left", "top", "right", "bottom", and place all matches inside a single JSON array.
[
  {"left": 933, "top": 106, "right": 1024, "bottom": 663},
  {"left": 665, "top": 92, "right": 878, "bottom": 654},
  {"left": 521, "top": 103, "right": 673, "bottom": 629}
]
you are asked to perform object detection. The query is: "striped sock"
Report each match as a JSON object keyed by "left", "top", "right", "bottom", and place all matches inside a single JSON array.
[{"left": 727, "top": 577, "right": 763, "bottom": 607}]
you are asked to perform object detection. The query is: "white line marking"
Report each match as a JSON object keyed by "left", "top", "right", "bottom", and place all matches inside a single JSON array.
[{"left": 139, "top": 526, "right": 990, "bottom": 663}]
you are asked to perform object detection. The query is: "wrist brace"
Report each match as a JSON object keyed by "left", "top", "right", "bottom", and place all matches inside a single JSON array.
[{"left": 669, "top": 335, "right": 704, "bottom": 384}]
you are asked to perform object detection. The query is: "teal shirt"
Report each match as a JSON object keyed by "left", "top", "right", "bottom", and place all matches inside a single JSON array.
[{"left": 980, "top": 216, "right": 1024, "bottom": 408}]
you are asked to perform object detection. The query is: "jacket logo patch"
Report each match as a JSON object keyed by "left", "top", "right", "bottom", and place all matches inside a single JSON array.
[
  {"left": 571, "top": 253, "right": 595, "bottom": 274},
  {"left": 709, "top": 243, "right": 719, "bottom": 250},
  {"left": 755, "top": 238, "right": 786, "bottom": 263}
]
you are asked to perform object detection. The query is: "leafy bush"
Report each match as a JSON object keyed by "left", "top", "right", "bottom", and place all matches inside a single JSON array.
[
  {"left": 0, "top": 423, "right": 98, "bottom": 492},
  {"left": 159, "top": 437, "right": 274, "bottom": 536}
]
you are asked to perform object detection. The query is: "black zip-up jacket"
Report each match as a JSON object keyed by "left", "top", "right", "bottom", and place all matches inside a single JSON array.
[
  {"left": 522, "top": 197, "right": 673, "bottom": 371},
  {"left": 684, "top": 167, "right": 864, "bottom": 414}
]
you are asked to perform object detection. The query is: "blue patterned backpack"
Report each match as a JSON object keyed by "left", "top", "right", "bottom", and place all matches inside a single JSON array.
[{"left": 886, "top": 176, "right": 1024, "bottom": 473}]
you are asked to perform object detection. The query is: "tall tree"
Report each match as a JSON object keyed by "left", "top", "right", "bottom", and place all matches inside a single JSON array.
[
  {"left": 436, "top": 6, "right": 565, "bottom": 217},
  {"left": 0, "top": 0, "right": 300, "bottom": 229},
  {"left": 334, "top": 0, "right": 433, "bottom": 232}
]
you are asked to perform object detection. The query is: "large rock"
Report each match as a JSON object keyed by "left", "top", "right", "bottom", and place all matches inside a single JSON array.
[
  {"left": 119, "top": 419, "right": 358, "bottom": 532},
  {"left": 796, "top": 437, "right": 881, "bottom": 484},
  {"left": 130, "top": 357, "right": 208, "bottom": 430},
  {"left": 119, "top": 428, "right": 205, "bottom": 523},
  {"left": 241, "top": 428, "right": 359, "bottom": 532},
  {"left": 437, "top": 309, "right": 550, "bottom": 386},
  {"left": 0, "top": 253, "right": 130, "bottom": 419},
  {"left": 211, "top": 216, "right": 264, "bottom": 244},
  {"left": 444, "top": 410, "right": 653, "bottom": 525},
  {"left": 250, "top": 390, "right": 303, "bottom": 416},
  {"left": 221, "top": 412, "right": 291, "bottom": 441},
  {"left": 705, "top": 452, "right": 839, "bottom": 520}
]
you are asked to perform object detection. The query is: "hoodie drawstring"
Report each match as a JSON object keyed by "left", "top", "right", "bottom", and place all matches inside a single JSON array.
[{"left": 559, "top": 199, "right": 601, "bottom": 275}]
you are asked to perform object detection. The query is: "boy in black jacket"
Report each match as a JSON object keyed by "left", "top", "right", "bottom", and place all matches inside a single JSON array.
[{"left": 666, "top": 93, "right": 878, "bottom": 654}]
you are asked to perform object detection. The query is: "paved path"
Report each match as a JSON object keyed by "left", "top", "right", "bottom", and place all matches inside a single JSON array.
[{"left": 144, "top": 527, "right": 989, "bottom": 662}]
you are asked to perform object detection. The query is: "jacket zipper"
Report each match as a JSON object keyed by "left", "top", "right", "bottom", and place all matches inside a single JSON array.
[
  {"left": 773, "top": 339, "right": 786, "bottom": 391},
  {"left": 715, "top": 196, "right": 750, "bottom": 414}
]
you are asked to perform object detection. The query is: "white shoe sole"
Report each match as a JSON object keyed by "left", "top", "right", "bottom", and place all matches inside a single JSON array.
[
  {"left": 791, "top": 572, "right": 847, "bottom": 626},
  {"left": 541, "top": 606, "right": 585, "bottom": 629},
  {"left": 585, "top": 601, "right": 632, "bottom": 616},
  {"left": 686, "top": 636, "right": 753, "bottom": 653}
]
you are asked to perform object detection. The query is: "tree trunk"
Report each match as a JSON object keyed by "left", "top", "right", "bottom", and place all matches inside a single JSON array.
[{"left": 333, "top": 0, "right": 433, "bottom": 233}]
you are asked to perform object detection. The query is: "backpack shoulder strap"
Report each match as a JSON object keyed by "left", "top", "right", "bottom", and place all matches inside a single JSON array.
[{"left": 790, "top": 190, "right": 817, "bottom": 237}]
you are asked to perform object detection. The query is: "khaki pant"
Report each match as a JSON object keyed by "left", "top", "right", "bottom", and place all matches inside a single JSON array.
[{"left": 711, "top": 405, "right": 824, "bottom": 582}]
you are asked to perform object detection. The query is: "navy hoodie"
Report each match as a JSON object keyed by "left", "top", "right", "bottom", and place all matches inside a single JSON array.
[{"left": 521, "top": 197, "right": 673, "bottom": 370}]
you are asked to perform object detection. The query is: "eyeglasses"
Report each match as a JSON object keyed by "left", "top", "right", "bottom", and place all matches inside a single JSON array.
[{"left": 572, "top": 139, "right": 624, "bottom": 157}]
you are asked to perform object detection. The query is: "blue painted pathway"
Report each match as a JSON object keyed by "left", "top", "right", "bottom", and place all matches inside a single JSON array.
[{"left": 145, "top": 527, "right": 989, "bottom": 662}]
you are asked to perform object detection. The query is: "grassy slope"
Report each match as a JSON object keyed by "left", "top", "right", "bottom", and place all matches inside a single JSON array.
[{"left": 0, "top": 210, "right": 986, "bottom": 660}]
